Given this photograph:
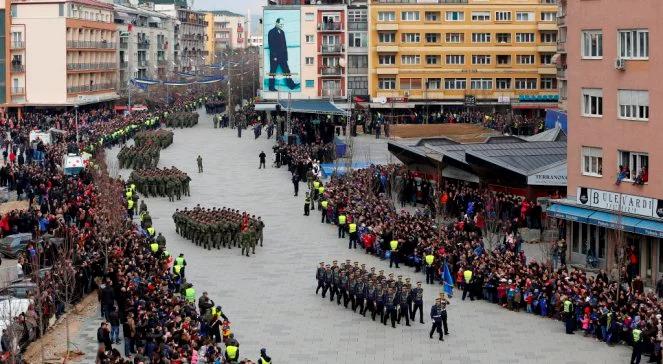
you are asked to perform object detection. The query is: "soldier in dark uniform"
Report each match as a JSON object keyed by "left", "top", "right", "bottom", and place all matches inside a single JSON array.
[
  {"left": 374, "top": 283, "right": 385, "bottom": 323},
  {"left": 353, "top": 277, "right": 366, "bottom": 314},
  {"left": 330, "top": 261, "right": 340, "bottom": 303},
  {"left": 383, "top": 288, "right": 397, "bottom": 328},
  {"left": 397, "top": 285, "right": 411, "bottom": 326},
  {"left": 322, "top": 265, "right": 333, "bottom": 299},
  {"left": 316, "top": 262, "right": 325, "bottom": 295},
  {"left": 410, "top": 281, "right": 425, "bottom": 324}
]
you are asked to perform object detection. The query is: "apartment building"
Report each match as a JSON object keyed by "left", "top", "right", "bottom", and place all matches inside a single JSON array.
[
  {"left": 549, "top": 0, "right": 662, "bottom": 285},
  {"left": 368, "top": 0, "right": 558, "bottom": 111},
  {"left": 9, "top": 0, "right": 118, "bottom": 106},
  {"left": 154, "top": 3, "right": 206, "bottom": 73},
  {"left": 114, "top": 3, "right": 175, "bottom": 91},
  {"left": 204, "top": 10, "right": 246, "bottom": 65}
]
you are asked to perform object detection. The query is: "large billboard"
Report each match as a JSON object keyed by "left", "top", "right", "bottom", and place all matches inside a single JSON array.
[{"left": 263, "top": 9, "right": 301, "bottom": 93}]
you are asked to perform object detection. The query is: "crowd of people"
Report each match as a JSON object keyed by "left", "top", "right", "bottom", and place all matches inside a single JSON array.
[
  {"left": 272, "top": 142, "right": 336, "bottom": 182},
  {"left": 164, "top": 111, "right": 199, "bottom": 129},
  {"left": 127, "top": 167, "right": 191, "bottom": 201},
  {"left": 173, "top": 206, "right": 264, "bottom": 256},
  {"left": 133, "top": 129, "right": 173, "bottom": 149}
]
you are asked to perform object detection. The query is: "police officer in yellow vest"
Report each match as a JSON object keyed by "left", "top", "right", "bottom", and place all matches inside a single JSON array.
[
  {"left": 320, "top": 200, "right": 329, "bottom": 223},
  {"left": 348, "top": 221, "right": 358, "bottom": 249},
  {"left": 184, "top": 284, "right": 195, "bottom": 303},
  {"left": 631, "top": 323, "right": 644, "bottom": 364},
  {"left": 312, "top": 180, "right": 321, "bottom": 201},
  {"left": 150, "top": 241, "right": 159, "bottom": 254},
  {"left": 389, "top": 239, "right": 400, "bottom": 268},
  {"left": 224, "top": 343, "right": 239, "bottom": 363},
  {"left": 337, "top": 213, "right": 347, "bottom": 238},
  {"left": 424, "top": 253, "right": 435, "bottom": 284},
  {"left": 175, "top": 253, "right": 187, "bottom": 278},
  {"left": 146, "top": 225, "right": 156, "bottom": 238},
  {"left": 462, "top": 268, "right": 474, "bottom": 301},
  {"left": 563, "top": 297, "right": 574, "bottom": 334},
  {"left": 127, "top": 199, "right": 134, "bottom": 219},
  {"left": 173, "top": 263, "right": 183, "bottom": 277},
  {"left": 258, "top": 348, "right": 271, "bottom": 364}
]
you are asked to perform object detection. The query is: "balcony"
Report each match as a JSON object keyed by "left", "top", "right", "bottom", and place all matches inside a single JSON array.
[
  {"left": 157, "top": 59, "right": 167, "bottom": 66},
  {"left": 138, "top": 60, "right": 147, "bottom": 67},
  {"left": 321, "top": 88, "right": 342, "bottom": 97},
  {"left": 157, "top": 42, "right": 166, "bottom": 50},
  {"left": 557, "top": 66, "right": 567, "bottom": 80},
  {"left": 120, "top": 42, "right": 129, "bottom": 49},
  {"left": 11, "top": 41, "right": 24, "bottom": 50},
  {"left": 318, "top": 23, "right": 343, "bottom": 32},
  {"left": 137, "top": 41, "right": 150, "bottom": 50},
  {"left": 319, "top": 66, "right": 343, "bottom": 76},
  {"left": 557, "top": 12, "right": 566, "bottom": 26},
  {"left": 557, "top": 40, "right": 566, "bottom": 53},
  {"left": 120, "top": 61, "right": 128, "bottom": 68},
  {"left": 11, "top": 64, "right": 25, "bottom": 73},
  {"left": 67, "top": 83, "right": 113, "bottom": 94},
  {"left": 67, "top": 40, "right": 116, "bottom": 49},
  {"left": 537, "top": 44, "right": 557, "bottom": 53},
  {"left": 11, "top": 87, "right": 24, "bottom": 95},
  {"left": 320, "top": 44, "right": 343, "bottom": 54},
  {"left": 66, "top": 63, "right": 116, "bottom": 71}
]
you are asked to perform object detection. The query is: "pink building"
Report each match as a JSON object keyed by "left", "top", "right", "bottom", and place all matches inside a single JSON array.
[{"left": 550, "top": 0, "right": 663, "bottom": 285}]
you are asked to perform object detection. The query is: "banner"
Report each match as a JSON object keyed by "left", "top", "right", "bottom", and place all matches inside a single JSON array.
[{"left": 263, "top": 9, "right": 301, "bottom": 93}]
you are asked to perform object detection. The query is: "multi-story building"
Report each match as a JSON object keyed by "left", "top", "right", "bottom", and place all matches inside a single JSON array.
[
  {"left": 154, "top": 2, "right": 206, "bottom": 73},
  {"left": 9, "top": 0, "right": 118, "bottom": 107},
  {"left": 114, "top": 3, "right": 175, "bottom": 91},
  {"left": 204, "top": 10, "right": 246, "bottom": 64},
  {"left": 248, "top": 35, "right": 263, "bottom": 48},
  {"left": 368, "top": 0, "right": 558, "bottom": 111},
  {"left": 549, "top": 0, "right": 662, "bottom": 285},
  {"left": 347, "top": 2, "right": 368, "bottom": 98}
]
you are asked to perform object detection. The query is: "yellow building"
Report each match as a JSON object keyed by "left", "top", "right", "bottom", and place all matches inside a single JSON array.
[
  {"left": 368, "top": 0, "right": 558, "bottom": 109},
  {"left": 203, "top": 10, "right": 247, "bottom": 65}
]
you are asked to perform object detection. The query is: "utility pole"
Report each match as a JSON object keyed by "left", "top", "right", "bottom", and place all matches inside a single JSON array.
[{"left": 286, "top": 92, "right": 292, "bottom": 135}]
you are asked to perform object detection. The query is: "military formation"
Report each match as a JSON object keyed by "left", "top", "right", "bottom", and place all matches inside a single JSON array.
[
  {"left": 315, "top": 260, "right": 435, "bottom": 329},
  {"left": 164, "top": 111, "right": 199, "bottom": 128},
  {"left": 134, "top": 129, "right": 174, "bottom": 149},
  {"left": 173, "top": 206, "right": 265, "bottom": 256},
  {"left": 117, "top": 141, "right": 162, "bottom": 170},
  {"left": 205, "top": 99, "right": 226, "bottom": 114},
  {"left": 128, "top": 167, "right": 191, "bottom": 201}
]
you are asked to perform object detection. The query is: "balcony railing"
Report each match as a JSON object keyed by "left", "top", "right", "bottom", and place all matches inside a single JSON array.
[
  {"left": 67, "top": 83, "right": 113, "bottom": 94},
  {"left": 138, "top": 60, "right": 148, "bottom": 67},
  {"left": 66, "top": 63, "right": 116, "bottom": 71},
  {"left": 120, "top": 42, "right": 129, "bottom": 49},
  {"left": 11, "top": 41, "right": 24, "bottom": 49},
  {"left": 557, "top": 11, "right": 566, "bottom": 26},
  {"left": 157, "top": 59, "right": 167, "bottom": 66},
  {"left": 320, "top": 44, "right": 343, "bottom": 53},
  {"left": 11, "top": 64, "right": 25, "bottom": 73},
  {"left": 321, "top": 89, "right": 342, "bottom": 97},
  {"left": 11, "top": 87, "right": 24, "bottom": 95},
  {"left": 120, "top": 61, "right": 128, "bottom": 68},
  {"left": 318, "top": 23, "right": 343, "bottom": 31},
  {"left": 137, "top": 41, "right": 150, "bottom": 50},
  {"left": 67, "top": 40, "right": 116, "bottom": 49},
  {"left": 320, "top": 66, "right": 343, "bottom": 76}
]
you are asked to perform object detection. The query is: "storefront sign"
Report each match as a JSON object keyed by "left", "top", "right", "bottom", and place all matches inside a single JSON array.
[
  {"left": 576, "top": 187, "right": 663, "bottom": 220},
  {"left": 527, "top": 163, "right": 567, "bottom": 186},
  {"left": 497, "top": 96, "right": 511, "bottom": 104},
  {"left": 464, "top": 95, "right": 476, "bottom": 106}
]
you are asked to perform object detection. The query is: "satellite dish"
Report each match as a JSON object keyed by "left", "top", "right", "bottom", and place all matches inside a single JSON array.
[{"left": 338, "top": 58, "right": 346, "bottom": 67}]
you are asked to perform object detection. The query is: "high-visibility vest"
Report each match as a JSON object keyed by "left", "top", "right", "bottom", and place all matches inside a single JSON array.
[
  {"left": 185, "top": 287, "right": 195, "bottom": 303},
  {"left": 125, "top": 190, "right": 132, "bottom": 199},
  {"left": 211, "top": 306, "right": 224, "bottom": 317},
  {"left": 318, "top": 187, "right": 325, "bottom": 194},
  {"left": 321, "top": 201, "right": 328, "bottom": 209},
  {"left": 425, "top": 255, "right": 434, "bottom": 265},
  {"left": 338, "top": 215, "right": 346, "bottom": 225},
  {"left": 139, "top": 212, "right": 146, "bottom": 221},
  {"left": 163, "top": 250, "right": 170, "bottom": 257},
  {"left": 173, "top": 265, "right": 182, "bottom": 274},
  {"left": 463, "top": 270, "right": 472, "bottom": 284},
  {"left": 260, "top": 358, "right": 271, "bottom": 364},
  {"left": 150, "top": 243, "right": 159, "bottom": 253},
  {"left": 147, "top": 226, "right": 155, "bottom": 236},
  {"left": 348, "top": 223, "right": 357, "bottom": 233},
  {"left": 225, "top": 345, "right": 238, "bottom": 359},
  {"left": 130, "top": 184, "right": 136, "bottom": 192},
  {"left": 633, "top": 329, "right": 642, "bottom": 343},
  {"left": 127, "top": 200, "right": 134, "bottom": 209},
  {"left": 313, "top": 181, "right": 320, "bottom": 189},
  {"left": 563, "top": 300, "right": 572, "bottom": 313},
  {"left": 390, "top": 240, "right": 398, "bottom": 251},
  {"left": 175, "top": 257, "right": 185, "bottom": 266}
]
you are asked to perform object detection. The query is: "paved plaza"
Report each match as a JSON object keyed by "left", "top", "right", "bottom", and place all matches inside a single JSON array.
[{"left": 80, "top": 109, "right": 632, "bottom": 364}]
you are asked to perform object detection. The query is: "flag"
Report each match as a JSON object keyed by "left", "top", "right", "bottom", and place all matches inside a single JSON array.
[{"left": 442, "top": 263, "right": 454, "bottom": 298}]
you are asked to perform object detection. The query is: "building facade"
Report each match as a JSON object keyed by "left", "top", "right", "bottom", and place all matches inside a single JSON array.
[
  {"left": 204, "top": 10, "right": 246, "bottom": 65},
  {"left": 368, "top": 0, "right": 558, "bottom": 110},
  {"left": 155, "top": 4, "right": 206, "bottom": 73},
  {"left": 114, "top": 3, "right": 175, "bottom": 90},
  {"left": 549, "top": 0, "right": 662, "bottom": 285},
  {"left": 9, "top": 0, "right": 118, "bottom": 106}
]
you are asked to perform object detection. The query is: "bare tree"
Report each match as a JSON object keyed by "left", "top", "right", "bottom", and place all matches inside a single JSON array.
[{"left": 50, "top": 232, "right": 78, "bottom": 361}]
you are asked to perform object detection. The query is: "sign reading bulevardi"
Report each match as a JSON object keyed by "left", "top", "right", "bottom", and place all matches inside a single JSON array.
[{"left": 577, "top": 187, "right": 663, "bottom": 220}]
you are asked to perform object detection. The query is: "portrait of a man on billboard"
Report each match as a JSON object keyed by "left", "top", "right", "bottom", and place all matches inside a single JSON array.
[{"left": 263, "top": 9, "right": 301, "bottom": 92}]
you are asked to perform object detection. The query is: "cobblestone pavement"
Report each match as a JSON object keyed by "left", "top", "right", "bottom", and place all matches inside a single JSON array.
[{"left": 98, "top": 110, "right": 630, "bottom": 364}]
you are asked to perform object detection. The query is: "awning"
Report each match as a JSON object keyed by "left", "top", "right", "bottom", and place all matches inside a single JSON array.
[
  {"left": 277, "top": 100, "right": 345, "bottom": 115},
  {"left": 513, "top": 103, "right": 559, "bottom": 109},
  {"left": 116, "top": 12, "right": 131, "bottom": 21},
  {"left": 254, "top": 103, "right": 277, "bottom": 111},
  {"left": 636, "top": 220, "right": 663, "bottom": 239},
  {"left": 549, "top": 203, "right": 663, "bottom": 238},
  {"left": 441, "top": 165, "right": 479, "bottom": 183},
  {"left": 368, "top": 102, "right": 416, "bottom": 109},
  {"left": 547, "top": 204, "right": 595, "bottom": 223},
  {"left": 589, "top": 211, "right": 640, "bottom": 233}
]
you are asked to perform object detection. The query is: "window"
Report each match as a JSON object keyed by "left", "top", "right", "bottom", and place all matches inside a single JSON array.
[
  {"left": 471, "top": 11, "right": 490, "bottom": 21},
  {"left": 516, "top": 12, "right": 534, "bottom": 21},
  {"left": 582, "top": 88, "right": 603, "bottom": 117},
  {"left": 445, "top": 33, "right": 464, "bottom": 43},
  {"left": 618, "top": 29, "right": 649, "bottom": 59},
  {"left": 496, "top": 33, "right": 511, "bottom": 43},
  {"left": 444, "top": 78, "right": 466, "bottom": 90},
  {"left": 618, "top": 90, "right": 649, "bottom": 120},
  {"left": 305, "top": 57, "right": 314, "bottom": 65},
  {"left": 379, "top": 32, "right": 395, "bottom": 43},
  {"left": 402, "top": 33, "right": 420, "bottom": 43},
  {"left": 495, "top": 11, "right": 511, "bottom": 21},
  {"left": 378, "top": 77, "right": 396, "bottom": 90},
  {"left": 305, "top": 80, "right": 315, "bottom": 88},
  {"left": 305, "top": 35, "right": 314, "bottom": 43},
  {"left": 496, "top": 78, "right": 511, "bottom": 89},
  {"left": 349, "top": 32, "right": 367, "bottom": 48},
  {"left": 540, "top": 12, "right": 556, "bottom": 21},
  {"left": 348, "top": 76, "right": 368, "bottom": 93},
  {"left": 582, "top": 147, "right": 603, "bottom": 176},
  {"left": 378, "top": 55, "right": 396, "bottom": 65},
  {"left": 348, "top": 9, "right": 367, "bottom": 23},
  {"left": 446, "top": 11, "right": 464, "bottom": 21},
  {"left": 378, "top": 11, "right": 395, "bottom": 22},
  {"left": 10, "top": 5, "right": 16, "bottom": 17},
  {"left": 471, "top": 78, "right": 492, "bottom": 90},
  {"left": 348, "top": 55, "right": 368, "bottom": 70},
  {"left": 446, "top": 55, "right": 465, "bottom": 65},
  {"left": 619, "top": 151, "right": 649, "bottom": 182},
  {"left": 59, "top": 3, "right": 64, "bottom": 16},
  {"left": 426, "top": 78, "right": 441, "bottom": 90},
  {"left": 515, "top": 33, "right": 535, "bottom": 43},
  {"left": 401, "top": 11, "right": 419, "bottom": 21},
  {"left": 425, "top": 11, "right": 440, "bottom": 22},
  {"left": 401, "top": 55, "right": 420, "bottom": 65},
  {"left": 472, "top": 55, "right": 491, "bottom": 65},
  {"left": 582, "top": 31, "right": 603, "bottom": 59},
  {"left": 515, "top": 78, "right": 537, "bottom": 90},
  {"left": 497, "top": 55, "right": 511, "bottom": 65},
  {"left": 305, "top": 12, "right": 314, "bottom": 21},
  {"left": 540, "top": 54, "right": 553, "bottom": 64},
  {"left": 541, "top": 32, "right": 557, "bottom": 43},
  {"left": 540, "top": 77, "right": 557, "bottom": 90},
  {"left": 426, "top": 33, "right": 440, "bottom": 43},
  {"left": 400, "top": 78, "right": 422, "bottom": 90},
  {"left": 426, "top": 55, "right": 440, "bottom": 65},
  {"left": 517, "top": 55, "right": 535, "bottom": 64},
  {"left": 472, "top": 33, "right": 491, "bottom": 43}
]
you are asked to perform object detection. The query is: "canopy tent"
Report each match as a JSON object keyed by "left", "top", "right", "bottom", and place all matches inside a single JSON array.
[{"left": 277, "top": 100, "right": 346, "bottom": 116}]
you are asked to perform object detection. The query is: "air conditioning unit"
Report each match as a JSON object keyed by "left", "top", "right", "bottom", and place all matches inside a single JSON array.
[{"left": 615, "top": 58, "right": 626, "bottom": 71}]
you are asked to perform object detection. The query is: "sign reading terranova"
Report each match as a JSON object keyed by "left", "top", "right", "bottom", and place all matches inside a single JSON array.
[{"left": 576, "top": 187, "right": 663, "bottom": 220}]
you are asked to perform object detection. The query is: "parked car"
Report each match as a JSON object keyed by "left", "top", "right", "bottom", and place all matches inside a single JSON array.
[{"left": 0, "top": 234, "right": 31, "bottom": 259}]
